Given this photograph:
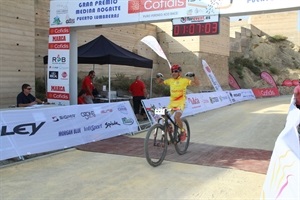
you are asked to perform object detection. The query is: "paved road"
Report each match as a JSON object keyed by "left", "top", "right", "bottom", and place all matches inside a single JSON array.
[{"left": 0, "top": 95, "right": 292, "bottom": 200}]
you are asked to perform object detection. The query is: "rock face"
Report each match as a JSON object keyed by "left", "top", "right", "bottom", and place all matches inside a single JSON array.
[{"left": 229, "top": 26, "right": 300, "bottom": 95}]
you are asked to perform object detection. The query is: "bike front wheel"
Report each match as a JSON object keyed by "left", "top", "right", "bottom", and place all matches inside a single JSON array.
[
  {"left": 144, "top": 124, "right": 168, "bottom": 167},
  {"left": 174, "top": 118, "right": 190, "bottom": 155}
]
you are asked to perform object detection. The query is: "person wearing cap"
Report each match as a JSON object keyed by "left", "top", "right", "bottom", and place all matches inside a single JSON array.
[
  {"left": 156, "top": 64, "right": 200, "bottom": 141},
  {"left": 294, "top": 79, "right": 300, "bottom": 109},
  {"left": 16, "top": 83, "right": 43, "bottom": 107}
]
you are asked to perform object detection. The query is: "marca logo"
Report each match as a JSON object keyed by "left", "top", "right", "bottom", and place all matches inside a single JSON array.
[
  {"left": 128, "top": 0, "right": 185, "bottom": 13},
  {"left": 1, "top": 122, "right": 46, "bottom": 136},
  {"left": 51, "top": 86, "right": 65, "bottom": 92},
  {"left": 51, "top": 35, "right": 66, "bottom": 42}
]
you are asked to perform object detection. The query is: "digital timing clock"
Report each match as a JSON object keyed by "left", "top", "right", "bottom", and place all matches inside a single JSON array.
[
  {"left": 172, "top": 15, "right": 219, "bottom": 37},
  {"left": 173, "top": 22, "right": 219, "bottom": 37}
]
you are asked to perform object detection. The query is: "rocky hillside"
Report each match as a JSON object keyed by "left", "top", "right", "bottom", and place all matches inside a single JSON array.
[{"left": 229, "top": 31, "right": 300, "bottom": 95}]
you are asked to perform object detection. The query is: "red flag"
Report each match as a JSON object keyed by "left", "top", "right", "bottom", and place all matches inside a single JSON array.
[
  {"left": 260, "top": 71, "right": 277, "bottom": 88},
  {"left": 228, "top": 73, "right": 241, "bottom": 89}
]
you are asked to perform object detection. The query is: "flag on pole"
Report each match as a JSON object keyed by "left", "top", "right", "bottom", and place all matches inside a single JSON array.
[
  {"left": 229, "top": 73, "right": 241, "bottom": 89},
  {"left": 202, "top": 60, "right": 223, "bottom": 92},
  {"left": 141, "top": 35, "right": 171, "bottom": 68}
]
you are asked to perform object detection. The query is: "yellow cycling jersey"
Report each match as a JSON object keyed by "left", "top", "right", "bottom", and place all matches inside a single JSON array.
[{"left": 164, "top": 76, "right": 191, "bottom": 110}]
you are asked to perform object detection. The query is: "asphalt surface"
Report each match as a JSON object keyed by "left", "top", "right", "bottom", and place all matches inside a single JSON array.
[{"left": 0, "top": 95, "right": 292, "bottom": 200}]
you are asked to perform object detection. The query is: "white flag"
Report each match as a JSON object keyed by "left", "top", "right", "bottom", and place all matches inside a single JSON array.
[
  {"left": 202, "top": 60, "right": 223, "bottom": 91},
  {"left": 141, "top": 35, "right": 171, "bottom": 68}
]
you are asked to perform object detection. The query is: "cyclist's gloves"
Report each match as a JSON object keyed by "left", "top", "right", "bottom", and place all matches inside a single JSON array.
[
  {"left": 185, "top": 72, "right": 195, "bottom": 77},
  {"left": 156, "top": 73, "right": 164, "bottom": 78}
]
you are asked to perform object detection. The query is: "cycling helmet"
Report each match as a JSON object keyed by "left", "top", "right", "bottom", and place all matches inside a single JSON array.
[{"left": 171, "top": 64, "right": 182, "bottom": 72}]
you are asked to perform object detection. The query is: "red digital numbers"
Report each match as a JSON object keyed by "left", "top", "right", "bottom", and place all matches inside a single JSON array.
[{"left": 173, "top": 22, "right": 219, "bottom": 37}]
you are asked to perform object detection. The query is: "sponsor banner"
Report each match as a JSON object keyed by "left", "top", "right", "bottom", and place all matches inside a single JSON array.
[
  {"left": 186, "top": 93, "right": 207, "bottom": 115},
  {"left": 261, "top": 97, "right": 300, "bottom": 200},
  {"left": 172, "top": 14, "right": 219, "bottom": 25},
  {"left": 228, "top": 73, "right": 241, "bottom": 89},
  {"left": 0, "top": 102, "right": 138, "bottom": 160},
  {"left": 260, "top": 71, "right": 277, "bottom": 88},
  {"left": 47, "top": 26, "right": 70, "bottom": 105},
  {"left": 200, "top": 92, "right": 231, "bottom": 111},
  {"left": 202, "top": 60, "right": 223, "bottom": 92},
  {"left": 49, "top": 0, "right": 220, "bottom": 28},
  {"left": 252, "top": 88, "right": 280, "bottom": 98},
  {"left": 142, "top": 90, "right": 239, "bottom": 124},
  {"left": 227, "top": 89, "right": 255, "bottom": 103},
  {"left": 49, "top": 0, "right": 300, "bottom": 28}
]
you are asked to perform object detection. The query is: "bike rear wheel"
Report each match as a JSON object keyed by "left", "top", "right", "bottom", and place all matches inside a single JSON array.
[
  {"left": 144, "top": 124, "right": 168, "bottom": 167},
  {"left": 174, "top": 118, "right": 190, "bottom": 155}
]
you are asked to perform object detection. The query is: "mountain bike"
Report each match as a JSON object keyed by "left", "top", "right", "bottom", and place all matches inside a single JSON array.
[{"left": 144, "top": 108, "right": 190, "bottom": 167}]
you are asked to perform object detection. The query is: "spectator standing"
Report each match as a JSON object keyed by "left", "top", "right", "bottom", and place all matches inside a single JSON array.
[
  {"left": 129, "top": 75, "right": 147, "bottom": 120},
  {"left": 81, "top": 70, "right": 95, "bottom": 104},
  {"left": 294, "top": 79, "right": 300, "bottom": 109},
  {"left": 17, "top": 83, "right": 43, "bottom": 107}
]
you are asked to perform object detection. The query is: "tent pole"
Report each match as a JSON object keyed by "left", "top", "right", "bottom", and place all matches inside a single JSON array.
[
  {"left": 150, "top": 68, "right": 153, "bottom": 98},
  {"left": 108, "top": 64, "right": 111, "bottom": 103}
]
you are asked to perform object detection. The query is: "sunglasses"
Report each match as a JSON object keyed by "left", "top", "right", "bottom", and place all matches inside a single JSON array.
[
  {"left": 26, "top": 88, "right": 32, "bottom": 90},
  {"left": 172, "top": 70, "right": 180, "bottom": 73}
]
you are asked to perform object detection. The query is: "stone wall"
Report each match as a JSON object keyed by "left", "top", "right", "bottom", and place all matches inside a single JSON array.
[
  {"left": 250, "top": 11, "right": 299, "bottom": 46},
  {"left": 0, "top": 1, "right": 35, "bottom": 107}
]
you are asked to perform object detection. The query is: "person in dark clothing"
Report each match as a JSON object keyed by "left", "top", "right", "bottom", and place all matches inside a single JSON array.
[{"left": 17, "top": 83, "right": 43, "bottom": 107}]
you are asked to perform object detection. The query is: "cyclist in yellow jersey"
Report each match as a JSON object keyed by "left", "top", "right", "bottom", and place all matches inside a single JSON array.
[{"left": 156, "top": 64, "right": 200, "bottom": 141}]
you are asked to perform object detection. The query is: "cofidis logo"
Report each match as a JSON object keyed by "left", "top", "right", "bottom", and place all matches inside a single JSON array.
[{"left": 128, "top": 0, "right": 186, "bottom": 13}]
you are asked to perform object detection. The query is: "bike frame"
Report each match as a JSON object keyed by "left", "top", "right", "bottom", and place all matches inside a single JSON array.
[{"left": 157, "top": 108, "right": 179, "bottom": 144}]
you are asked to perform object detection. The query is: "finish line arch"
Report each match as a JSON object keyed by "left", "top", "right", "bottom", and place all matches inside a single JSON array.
[{"left": 47, "top": 0, "right": 300, "bottom": 105}]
